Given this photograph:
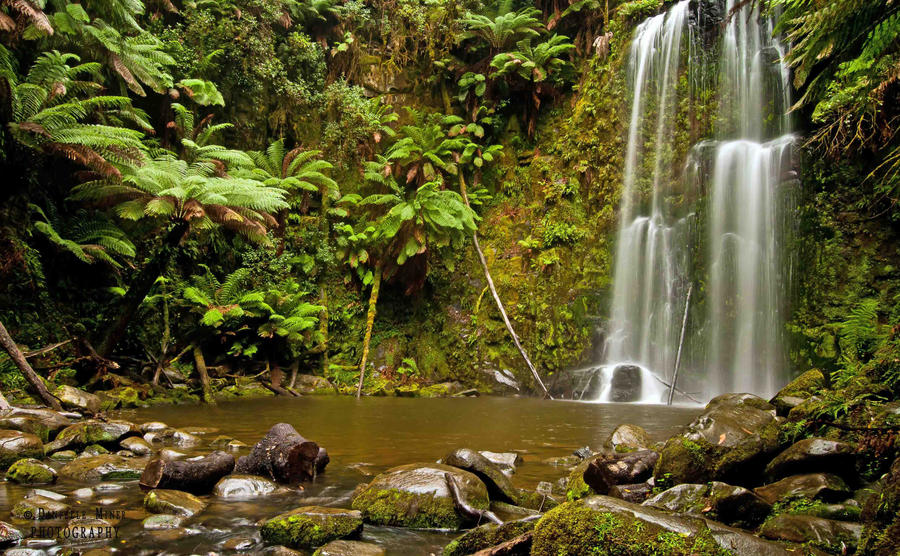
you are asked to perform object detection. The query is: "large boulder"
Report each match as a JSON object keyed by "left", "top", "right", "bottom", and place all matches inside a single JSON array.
[
  {"left": 759, "top": 514, "right": 863, "bottom": 553},
  {"left": 0, "top": 416, "right": 54, "bottom": 442},
  {"left": 770, "top": 370, "right": 825, "bottom": 416},
  {"left": 54, "top": 385, "right": 101, "bottom": 414},
  {"left": 653, "top": 393, "right": 784, "bottom": 487},
  {"left": 442, "top": 448, "right": 519, "bottom": 504},
  {"left": 58, "top": 454, "right": 145, "bottom": 482},
  {"left": 442, "top": 517, "right": 537, "bottom": 556},
  {"left": 582, "top": 450, "right": 658, "bottom": 495},
  {"left": 604, "top": 424, "right": 652, "bottom": 453},
  {"left": 44, "top": 420, "right": 139, "bottom": 453},
  {"left": 351, "top": 463, "right": 489, "bottom": 529},
  {"left": 764, "top": 438, "right": 856, "bottom": 481},
  {"left": 608, "top": 365, "right": 642, "bottom": 402},
  {"left": 531, "top": 495, "right": 801, "bottom": 556},
  {"left": 753, "top": 473, "right": 851, "bottom": 505},
  {"left": 643, "top": 481, "right": 772, "bottom": 528},
  {"left": 260, "top": 506, "right": 363, "bottom": 549},
  {"left": 0, "top": 430, "right": 43, "bottom": 470},
  {"left": 6, "top": 458, "right": 57, "bottom": 484}
]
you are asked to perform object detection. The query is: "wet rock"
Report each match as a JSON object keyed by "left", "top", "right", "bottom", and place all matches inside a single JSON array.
[
  {"left": 0, "top": 430, "right": 43, "bottom": 470},
  {"left": 543, "top": 455, "right": 579, "bottom": 467},
  {"left": 765, "top": 438, "right": 856, "bottom": 481},
  {"left": 572, "top": 446, "right": 593, "bottom": 460},
  {"left": 142, "top": 514, "right": 185, "bottom": 530},
  {"left": 71, "top": 488, "right": 92, "bottom": 498},
  {"left": 770, "top": 369, "right": 825, "bottom": 416},
  {"left": 48, "top": 450, "right": 75, "bottom": 462},
  {"left": 643, "top": 481, "right": 772, "bottom": 528},
  {"left": 653, "top": 393, "right": 783, "bottom": 487},
  {"left": 65, "top": 517, "right": 113, "bottom": 543},
  {"left": 443, "top": 518, "right": 537, "bottom": 556},
  {"left": 260, "top": 506, "right": 363, "bottom": 549},
  {"left": 120, "top": 436, "right": 152, "bottom": 456},
  {"left": 351, "top": 463, "right": 489, "bottom": 529},
  {"left": 159, "top": 448, "right": 186, "bottom": 460},
  {"left": 759, "top": 514, "right": 863, "bottom": 552},
  {"left": 0, "top": 521, "right": 23, "bottom": 547},
  {"left": 478, "top": 451, "right": 522, "bottom": 474},
  {"left": 514, "top": 489, "right": 559, "bottom": 512},
  {"left": 582, "top": 450, "right": 658, "bottom": 495},
  {"left": 143, "top": 428, "right": 176, "bottom": 445},
  {"left": 96, "top": 386, "right": 141, "bottom": 410},
  {"left": 94, "top": 481, "right": 126, "bottom": 492},
  {"left": 44, "top": 420, "right": 138, "bottom": 453},
  {"left": 294, "top": 375, "right": 335, "bottom": 395},
  {"left": 314, "top": 540, "right": 385, "bottom": 556},
  {"left": 609, "top": 365, "right": 642, "bottom": 402},
  {"left": 420, "top": 381, "right": 466, "bottom": 398},
  {"left": 604, "top": 424, "right": 652, "bottom": 453},
  {"left": 531, "top": 495, "right": 803, "bottom": 556},
  {"left": 2, "top": 408, "right": 72, "bottom": 435},
  {"left": 214, "top": 474, "right": 280, "bottom": 498},
  {"left": 442, "top": 448, "right": 519, "bottom": 504},
  {"left": 79, "top": 444, "right": 109, "bottom": 457},
  {"left": 223, "top": 535, "right": 256, "bottom": 550},
  {"left": 12, "top": 494, "right": 69, "bottom": 520},
  {"left": 172, "top": 429, "right": 200, "bottom": 447},
  {"left": 5, "top": 550, "right": 49, "bottom": 556},
  {"left": 260, "top": 547, "right": 303, "bottom": 556},
  {"left": 607, "top": 482, "right": 652, "bottom": 503},
  {"left": 59, "top": 454, "right": 145, "bottom": 481},
  {"left": 6, "top": 458, "right": 57, "bottom": 484},
  {"left": 140, "top": 421, "right": 169, "bottom": 433},
  {"left": 143, "top": 489, "right": 207, "bottom": 517},
  {"left": 0, "top": 416, "right": 53, "bottom": 443},
  {"left": 54, "top": 385, "right": 100, "bottom": 414},
  {"left": 209, "top": 435, "right": 237, "bottom": 448},
  {"left": 754, "top": 473, "right": 851, "bottom": 505},
  {"left": 489, "top": 501, "right": 540, "bottom": 520},
  {"left": 27, "top": 489, "right": 65, "bottom": 501}
]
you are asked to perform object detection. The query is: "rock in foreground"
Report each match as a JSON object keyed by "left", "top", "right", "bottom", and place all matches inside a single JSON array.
[{"left": 260, "top": 506, "right": 363, "bottom": 549}]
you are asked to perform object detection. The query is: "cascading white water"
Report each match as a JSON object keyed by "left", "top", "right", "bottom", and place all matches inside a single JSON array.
[{"left": 586, "top": 0, "right": 795, "bottom": 403}]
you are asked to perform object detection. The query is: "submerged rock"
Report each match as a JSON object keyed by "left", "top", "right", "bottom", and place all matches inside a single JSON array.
[
  {"left": 442, "top": 517, "right": 537, "bottom": 556},
  {"left": 6, "top": 458, "right": 57, "bottom": 484},
  {"left": 260, "top": 506, "right": 363, "bottom": 549},
  {"left": 351, "top": 463, "right": 489, "bottom": 529},
  {"left": 643, "top": 481, "right": 772, "bottom": 528},
  {"left": 0, "top": 521, "right": 23, "bottom": 547},
  {"left": 59, "top": 454, "right": 144, "bottom": 482},
  {"left": 764, "top": 438, "right": 856, "bottom": 481},
  {"left": 605, "top": 424, "right": 652, "bottom": 453},
  {"left": 144, "top": 489, "right": 206, "bottom": 517},
  {"left": 54, "top": 385, "right": 100, "bottom": 414},
  {"left": 213, "top": 475, "right": 280, "bottom": 498},
  {"left": 442, "top": 448, "right": 519, "bottom": 504},
  {"left": 313, "top": 540, "right": 384, "bottom": 556},
  {"left": 759, "top": 514, "right": 863, "bottom": 552},
  {"left": 142, "top": 514, "right": 185, "bottom": 530},
  {"left": 653, "top": 393, "right": 783, "bottom": 487},
  {"left": 12, "top": 494, "right": 69, "bottom": 520},
  {"left": 531, "top": 495, "right": 802, "bottom": 556},
  {"left": 0, "top": 430, "right": 43, "bottom": 470},
  {"left": 754, "top": 473, "right": 851, "bottom": 505}
]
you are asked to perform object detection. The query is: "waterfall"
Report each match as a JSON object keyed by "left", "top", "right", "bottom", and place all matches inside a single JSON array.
[{"left": 585, "top": 0, "right": 796, "bottom": 404}]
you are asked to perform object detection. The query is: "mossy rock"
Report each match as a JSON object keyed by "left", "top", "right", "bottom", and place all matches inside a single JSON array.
[
  {"left": 44, "top": 419, "right": 138, "bottom": 453},
  {"left": 260, "top": 506, "right": 363, "bottom": 549},
  {"left": 443, "top": 518, "right": 536, "bottom": 556},
  {"left": 6, "top": 458, "right": 57, "bottom": 484},
  {"left": 293, "top": 375, "right": 335, "bottom": 395},
  {"left": 0, "top": 430, "right": 43, "bottom": 470},
  {"left": 351, "top": 463, "right": 489, "bottom": 529},
  {"left": 58, "top": 454, "right": 144, "bottom": 482},
  {"left": 643, "top": 481, "right": 771, "bottom": 528},
  {"left": 0, "top": 416, "right": 53, "bottom": 443},
  {"left": 565, "top": 456, "right": 597, "bottom": 501},
  {"left": 144, "top": 489, "right": 207, "bottom": 517},
  {"left": 770, "top": 369, "right": 825, "bottom": 416},
  {"left": 419, "top": 382, "right": 464, "bottom": 398},
  {"left": 96, "top": 386, "right": 142, "bottom": 410},
  {"left": 54, "top": 385, "right": 100, "bottom": 414},
  {"left": 759, "top": 514, "right": 863, "bottom": 553}
]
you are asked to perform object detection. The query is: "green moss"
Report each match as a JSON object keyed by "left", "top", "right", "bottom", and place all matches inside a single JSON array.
[
  {"left": 530, "top": 501, "right": 730, "bottom": 556},
  {"left": 6, "top": 458, "right": 56, "bottom": 484},
  {"left": 565, "top": 458, "right": 596, "bottom": 501},
  {"left": 443, "top": 519, "right": 535, "bottom": 556},
  {"left": 260, "top": 507, "right": 363, "bottom": 549},
  {"left": 351, "top": 486, "right": 483, "bottom": 530}
]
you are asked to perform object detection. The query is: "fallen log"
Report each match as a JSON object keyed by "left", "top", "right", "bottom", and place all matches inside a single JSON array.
[
  {"left": 234, "top": 423, "right": 324, "bottom": 483},
  {"left": 140, "top": 450, "right": 235, "bottom": 494},
  {"left": 444, "top": 472, "right": 502, "bottom": 525}
]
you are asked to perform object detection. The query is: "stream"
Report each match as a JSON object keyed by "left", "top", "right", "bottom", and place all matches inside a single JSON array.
[{"left": 1, "top": 397, "right": 698, "bottom": 554}]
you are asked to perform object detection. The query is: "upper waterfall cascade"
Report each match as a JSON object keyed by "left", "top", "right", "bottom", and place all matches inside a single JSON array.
[{"left": 587, "top": 0, "right": 797, "bottom": 404}]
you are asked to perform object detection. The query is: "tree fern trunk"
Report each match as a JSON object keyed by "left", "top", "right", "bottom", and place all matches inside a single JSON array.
[
  {"left": 356, "top": 265, "right": 382, "bottom": 399},
  {"left": 0, "top": 319, "right": 62, "bottom": 410},
  {"left": 457, "top": 173, "right": 551, "bottom": 398},
  {"left": 192, "top": 344, "right": 214, "bottom": 404},
  {"left": 98, "top": 221, "right": 189, "bottom": 358}
]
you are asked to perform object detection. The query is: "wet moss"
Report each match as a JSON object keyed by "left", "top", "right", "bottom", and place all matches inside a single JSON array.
[
  {"left": 442, "top": 519, "right": 535, "bottom": 556},
  {"left": 6, "top": 458, "right": 56, "bottom": 484},
  {"left": 260, "top": 507, "right": 363, "bottom": 549},
  {"left": 351, "top": 487, "right": 472, "bottom": 529}
]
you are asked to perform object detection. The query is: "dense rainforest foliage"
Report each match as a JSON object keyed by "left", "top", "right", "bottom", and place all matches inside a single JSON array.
[{"left": 0, "top": 0, "right": 899, "bottom": 406}]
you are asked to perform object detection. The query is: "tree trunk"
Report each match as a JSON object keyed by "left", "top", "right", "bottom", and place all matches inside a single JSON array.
[
  {"left": 457, "top": 174, "right": 551, "bottom": 398},
  {"left": 0, "top": 319, "right": 62, "bottom": 411},
  {"left": 98, "top": 221, "right": 189, "bottom": 358},
  {"left": 234, "top": 422, "right": 326, "bottom": 483},
  {"left": 140, "top": 450, "right": 235, "bottom": 494},
  {"left": 192, "top": 344, "right": 214, "bottom": 404},
  {"left": 266, "top": 360, "right": 297, "bottom": 397},
  {"left": 356, "top": 265, "right": 382, "bottom": 399},
  {"left": 153, "top": 286, "right": 171, "bottom": 386}
]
